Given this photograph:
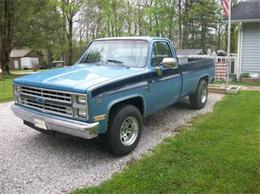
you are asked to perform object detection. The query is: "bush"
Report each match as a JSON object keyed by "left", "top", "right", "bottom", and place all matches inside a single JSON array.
[{"left": 240, "top": 72, "right": 251, "bottom": 78}]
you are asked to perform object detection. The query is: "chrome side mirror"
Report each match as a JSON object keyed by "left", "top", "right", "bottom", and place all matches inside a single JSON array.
[{"left": 162, "top": 58, "right": 177, "bottom": 68}]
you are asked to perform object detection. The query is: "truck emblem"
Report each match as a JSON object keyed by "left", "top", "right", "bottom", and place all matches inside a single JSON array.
[{"left": 36, "top": 97, "right": 45, "bottom": 105}]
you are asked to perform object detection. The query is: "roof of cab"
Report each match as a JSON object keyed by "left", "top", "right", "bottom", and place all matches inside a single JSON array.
[{"left": 94, "top": 36, "right": 169, "bottom": 42}]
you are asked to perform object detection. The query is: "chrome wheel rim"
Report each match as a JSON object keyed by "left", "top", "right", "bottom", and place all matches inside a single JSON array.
[
  {"left": 120, "top": 116, "right": 139, "bottom": 146},
  {"left": 201, "top": 87, "right": 207, "bottom": 103}
]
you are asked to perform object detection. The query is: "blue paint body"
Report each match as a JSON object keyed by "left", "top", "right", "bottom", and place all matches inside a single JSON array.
[{"left": 13, "top": 37, "right": 215, "bottom": 134}]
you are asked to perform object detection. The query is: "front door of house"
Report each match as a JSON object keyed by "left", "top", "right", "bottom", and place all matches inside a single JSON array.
[{"left": 14, "top": 60, "right": 19, "bottom": 69}]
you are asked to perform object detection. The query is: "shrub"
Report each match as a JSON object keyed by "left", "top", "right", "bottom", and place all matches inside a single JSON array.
[{"left": 240, "top": 72, "right": 251, "bottom": 78}]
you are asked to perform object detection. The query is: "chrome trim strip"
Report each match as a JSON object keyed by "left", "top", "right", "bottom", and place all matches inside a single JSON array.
[
  {"left": 21, "top": 89, "right": 71, "bottom": 100},
  {"left": 17, "top": 102, "right": 73, "bottom": 118},
  {"left": 20, "top": 100, "right": 72, "bottom": 114},
  {"left": 19, "top": 92, "right": 71, "bottom": 104},
  {"left": 13, "top": 84, "right": 84, "bottom": 96}
]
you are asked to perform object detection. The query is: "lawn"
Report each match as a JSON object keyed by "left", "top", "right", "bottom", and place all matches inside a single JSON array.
[
  {"left": 10, "top": 68, "right": 51, "bottom": 75},
  {"left": 214, "top": 80, "right": 260, "bottom": 86},
  {"left": 0, "top": 69, "right": 50, "bottom": 103},
  {"left": 74, "top": 91, "right": 260, "bottom": 193},
  {"left": 0, "top": 74, "right": 19, "bottom": 103}
]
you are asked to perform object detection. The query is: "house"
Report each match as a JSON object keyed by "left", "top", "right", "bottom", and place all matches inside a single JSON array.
[
  {"left": 231, "top": 0, "right": 260, "bottom": 75},
  {"left": 9, "top": 49, "right": 44, "bottom": 69}
]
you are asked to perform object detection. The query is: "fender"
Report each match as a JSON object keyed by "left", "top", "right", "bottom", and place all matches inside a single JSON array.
[
  {"left": 107, "top": 94, "right": 146, "bottom": 117},
  {"left": 197, "top": 74, "right": 210, "bottom": 86}
]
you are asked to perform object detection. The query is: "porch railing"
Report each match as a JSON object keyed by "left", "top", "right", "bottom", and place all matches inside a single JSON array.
[{"left": 178, "top": 55, "right": 240, "bottom": 81}]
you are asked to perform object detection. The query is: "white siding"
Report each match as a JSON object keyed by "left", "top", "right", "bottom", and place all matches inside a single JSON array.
[
  {"left": 20, "top": 57, "right": 39, "bottom": 69},
  {"left": 241, "top": 22, "right": 260, "bottom": 73}
]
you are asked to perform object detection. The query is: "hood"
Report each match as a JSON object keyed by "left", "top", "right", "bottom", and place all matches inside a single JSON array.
[{"left": 14, "top": 64, "right": 147, "bottom": 93}]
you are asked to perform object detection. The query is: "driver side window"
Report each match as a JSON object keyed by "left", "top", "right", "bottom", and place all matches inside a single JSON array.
[{"left": 151, "top": 41, "right": 173, "bottom": 66}]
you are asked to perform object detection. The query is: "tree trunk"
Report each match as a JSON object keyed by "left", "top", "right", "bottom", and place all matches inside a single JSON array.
[
  {"left": 178, "top": 0, "right": 182, "bottom": 49},
  {"left": 231, "top": 24, "right": 237, "bottom": 53},
  {"left": 225, "top": 24, "right": 228, "bottom": 51},
  {"left": 191, "top": 21, "right": 195, "bottom": 48},
  {"left": 201, "top": 21, "right": 206, "bottom": 53},
  {"left": 182, "top": 0, "right": 188, "bottom": 49},
  {"left": 47, "top": 50, "right": 53, "bottom": 65},
  {"left": 217, "top": 24, "right": 222, "bottom": 50},
  {"left": 0, "top": 0, "right": 15, "bottom": 74},
  {"left": 67, "top": 15, "right": 73, "bottom": 65}
]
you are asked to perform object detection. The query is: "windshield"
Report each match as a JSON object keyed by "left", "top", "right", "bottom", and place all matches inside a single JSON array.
[{"left": 79, "top": 40, "right": 148, "bottom": 68}]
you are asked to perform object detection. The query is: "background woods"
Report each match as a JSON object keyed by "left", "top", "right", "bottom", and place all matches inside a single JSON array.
[{"left": 0, "top": 0, "right": 237, "bottom": 73}]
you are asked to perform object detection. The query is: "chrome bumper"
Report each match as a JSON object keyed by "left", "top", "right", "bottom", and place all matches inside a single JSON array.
[{"left": 11, "top": 104, "right": 99, "bottom": 139}]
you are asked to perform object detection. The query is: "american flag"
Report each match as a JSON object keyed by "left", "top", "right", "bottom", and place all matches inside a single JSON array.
[{"left": 221, "top": 0, "right": 230, "bottom": 16}]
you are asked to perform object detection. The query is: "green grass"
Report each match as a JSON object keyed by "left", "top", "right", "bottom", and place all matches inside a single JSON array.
[
  {"left": 0, "top": 74, "right": 19, "bottom": 103},
  {"left": 10, "top": 68, "right": 51, "bottom": 75},
  {"left": 0, "top": 69, "right": 51, "bottom": 103},
  {"left": 73, "top": 91, "right": 260, "bottom": 194},
  {"left": 214, "top": 80, "right": 260, "bottom": 86}
]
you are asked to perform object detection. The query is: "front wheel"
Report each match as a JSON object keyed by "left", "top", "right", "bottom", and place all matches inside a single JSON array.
[
  {"left": 101, "top": 104, "right": 143, "bottom": 156},
  {"left": 189, "top": 80, "right": 208, "bottom": 109}
]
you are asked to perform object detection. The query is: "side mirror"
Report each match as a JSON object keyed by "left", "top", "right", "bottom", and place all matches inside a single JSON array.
[{"left": 162, "top": 58, "right": 177, "bottom": 68}]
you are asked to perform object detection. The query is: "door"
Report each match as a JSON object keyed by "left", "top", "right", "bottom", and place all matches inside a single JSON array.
[
  {"left": 14, "top": 60, "right": 19, "bottom": 69},
  {"left": 150, "top": 41, "right": 182, "bottom": 111}
]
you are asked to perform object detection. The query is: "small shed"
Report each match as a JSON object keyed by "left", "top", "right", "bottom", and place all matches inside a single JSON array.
[
  {"left": 9, "top": 49, "right": 43, "bottom": 69},
  {"left": 231, "top": 0, "right": 260, "bottom": 74}
]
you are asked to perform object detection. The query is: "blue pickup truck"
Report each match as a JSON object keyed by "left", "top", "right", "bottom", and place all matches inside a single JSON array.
[{"left": 12, "top": 37, "right": 214, "bottom": 155}]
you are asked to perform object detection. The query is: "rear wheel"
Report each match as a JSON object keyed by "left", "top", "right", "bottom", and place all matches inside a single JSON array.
[
  {"left": 189, "top": 79, "right": 208, "bottom": 109},
  {"left": 101, "top": 104, "right": 143, "bottom": 156}
]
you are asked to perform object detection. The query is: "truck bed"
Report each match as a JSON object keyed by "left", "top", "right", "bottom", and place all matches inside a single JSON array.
[{"left": 178, "top": 58, "right": 215, "bottom": 97}]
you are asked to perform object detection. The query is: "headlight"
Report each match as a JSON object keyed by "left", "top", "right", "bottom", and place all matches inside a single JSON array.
[
  {"left": 78, "top": 109, "right": 87, "bottom": 117},
  {"left": 73, "top": 94, "right": 88, "bottom": 120},
  {"left": 77, "top": 95, "right": 86, "bottom": 104},
  {"left": 15, "top": 85, "right": 21, "bottom": 92}
]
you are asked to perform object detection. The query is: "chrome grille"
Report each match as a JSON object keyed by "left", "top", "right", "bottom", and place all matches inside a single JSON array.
[
  {"left": 20, "top": 96, "right": 73, "bottom": 117},
  {"left": 20, "top": 86, "right": 71, "bottom": 103},
  {"left": 14, "top": 85, "right": 88, "bottom": 119}
]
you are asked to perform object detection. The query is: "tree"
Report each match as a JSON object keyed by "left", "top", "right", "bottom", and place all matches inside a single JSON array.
[
  {"left": 15, "top": 0, "right": 65, "bottom": 64},
  {"left": 0, "top": 0, "right": 65, "bottom": 73},
  {"left": 57, "top": 0, "right": 83, "bottom": 65},
  {"left": 0, "top": 0, "right": 228, "bottom": 73},
  {"left": 186, "top": 0, "right": 219, "bottom": 51},
  {"left": 0, "top": 0, "right": 15, "bottom": 73}
]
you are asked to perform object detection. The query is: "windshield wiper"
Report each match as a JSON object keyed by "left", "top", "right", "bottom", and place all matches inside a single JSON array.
[
  {"left": 106, "top": 59, "right": 123, "bottom": 64},
  {"left": 106, "top": 59, "right": 129, "bottom": 68}
]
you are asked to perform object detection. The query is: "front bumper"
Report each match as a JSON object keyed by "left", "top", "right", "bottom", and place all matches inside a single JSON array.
[{"left": 11, "top": 104, "right": 99, "bottom": 139}]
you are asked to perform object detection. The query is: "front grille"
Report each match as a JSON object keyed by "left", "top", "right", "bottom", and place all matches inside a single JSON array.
[
  {"left": 19, "top": 96, "right": 73, "bottom": 117},
  {"left": 20, "top": 86, "right": 71, "bottom": 103},
  {"left": 14, "top": 85, "right": 87, "bottom": 119}
]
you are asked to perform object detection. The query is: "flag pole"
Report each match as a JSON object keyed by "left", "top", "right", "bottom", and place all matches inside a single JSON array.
[{"left": 227, "top": 0, "right": 232, "bottom": 86}]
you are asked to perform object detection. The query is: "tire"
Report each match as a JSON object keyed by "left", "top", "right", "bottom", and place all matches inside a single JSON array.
[
  {"left": 101, "top": 104, "right": 143, "bottom": 156},
  {"left": 189, "top": 79, "right": 208, "bottom": 109}
]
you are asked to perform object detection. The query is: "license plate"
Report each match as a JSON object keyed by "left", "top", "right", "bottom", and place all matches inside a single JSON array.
[{"left": 33, "top": 118, "right": 47, "bottom": 130}]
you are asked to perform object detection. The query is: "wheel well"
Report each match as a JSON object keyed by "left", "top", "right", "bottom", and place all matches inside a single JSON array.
[
  {"left": 109, "top": 97, "right": 144, "bottom": 116},
  {"left": 199, "top": 76, "right": 209, "bottom": 83}
]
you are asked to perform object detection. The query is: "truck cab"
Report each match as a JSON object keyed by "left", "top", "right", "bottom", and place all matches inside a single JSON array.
[{"left": 12, "top": 37, "right": 214, "bottom": 155}]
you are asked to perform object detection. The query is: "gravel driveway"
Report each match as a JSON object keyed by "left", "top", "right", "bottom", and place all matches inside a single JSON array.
[{"left": 0, "top": 94, "right": 223, "bottom": 193}]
